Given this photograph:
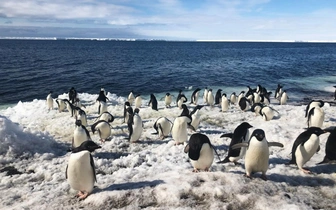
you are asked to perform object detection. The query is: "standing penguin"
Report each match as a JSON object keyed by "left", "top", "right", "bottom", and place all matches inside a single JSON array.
[
  {"left": 148, "top": 94, "right": 158, "bottom": 111},
  {"left": 76, "top": 108, "right": 88, "bottom": 127},
  {"left": 46, "top": 91, "right": 54, "bottom": 111},
  {"left": 96, "top": 88, "right": 109, "bottom": 103},
  {"left": 91, "top": 120, "right": 111, "bottom": 142},
  {"left": 275, "top": 84, "right": 283, "bottom": 100},
  {"left": 66, "top": 140, "right": 101, "bottom": 200},
  {"left": 128, "top": 90, "right": 135, "bottom": 105},
  {"left": 230, "top": 92, "right": 237, "bottom": 105},
  {"left": 203, "top": 87, "right": 208, "bottom": 104},
  {"left": 69, "top": 87, "right": 77, "bottom": 104},
  {"left": 73, "top": 120, "right": 91, "bottom": 148},
  {"left": 288, "top": 127, "right": 326, "bottom": 173},
  {"left": 98, "top": 101, "right": 108, "bottom": 115},
  {"left": 134, "top": 94, "right": 142, "bottom": 109},
  {"left": 219, "top": 122, "right": 253, "bottom": 164},
  {"left": 123, "top": 101, "right": 131, "bottom": 123},
  {"left": 127, "top": 108, "right": 143, "bottom": 143},
  {"left": 190, "top": 88, "right": 201, "bottom": 105},
  {"left": 305, "top": 100, "right": 324, "bottom": 118},
  {"left": 334, "top": 86, "right": 336, "bottom": 100},
  {"left": 318, "top": 127, "right": 336, "bottom": 164},
  {"left": 207, "top": 89, "right": 215, "bottom": 107},
  {"left": 184, "top": 133, "right": 214, "bottom": 172},
  {"left": 221, "top": 93, "right": 229, "bottom": 112},
  {"left": 190, "top": 105, "right": 204, "bottom": 131},
  {"left": 214, "top": 89, "right": 222, "bottom": 105},
  {"left": 64, "top": 99, "right": 76, "bottom": 117},
  {"left": 152, "top": 117, "right": 173, "bottom": 139},
  {"left": 280, "top": 90, "right": 289, "bottom": 105},
  {"left": 56, "top": 98, "right": 67, "bottom": 113},
  {"left": 238, "top": 97, "right": 250, "bottom": 112},
  {"left": 171, "top": 116, "right": 194, "bottom": 145},
  {"left": 237, "top": 91, "right": 245, "bottom": 105},
  {"left": 164, "top": 93, "right": 173, "bottom": 108},
  {"left": 231, "top": 129, "right": 283, "bottom": 180},
  {"left": 307, "top": 106, "right": 325, "bottom": 128}
]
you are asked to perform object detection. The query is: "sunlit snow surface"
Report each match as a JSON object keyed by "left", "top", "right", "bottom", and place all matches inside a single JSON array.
[{"left": 0, "top": 92, "right": 336, "bottom": 210}]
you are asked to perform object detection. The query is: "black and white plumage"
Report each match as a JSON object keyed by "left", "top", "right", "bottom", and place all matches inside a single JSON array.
[
  {"left": 238, "top": 97, "right": 250, "bottom": 111},
  {"left": 152, "top": 117, "right": 173, "bottom": 139},
  {"left": 55, "top": 98, "right": 67, "bottom": 113},
  {"left": 73, "top": 120, "right": 91, "bottom": 148},
  {"left": 68, "top": 87, "right": 77, "bottom": 104},
  {"left": 177, "top": 92, "right": 188, "bottom": 109},
  {"left": 288, "top": 127, "right": 326, "bottom": 173},
  {"left": 134, "top": 94, "right": 142, "bottom": 109},
  {"left": 96, "top": 111, "right": 114, "bottom": 123},
  {"left": 128, "top": 90, "right": 135, "bottom": 105},
  {"left": 203, "top": 87, "right": 208, "bottom": 104},
  {"left": 97, "top": 101, "right": 108, "bottom": 115},
  {"left": 148, "top": 94, "right": 158, "bottom": 111},
  {"left": 230, "top": 92, "right": 237, "bottom": 105},
  {"left": 179, "top": 104, "right": 190, "bottom": 117},
  {"left": 307, "top": 106, "right": 325, "bottom": 128},
  {"left": 232, "top": 129, "right": 283, "bottom": 180},
  {"left": 76, "top": 108, "right": 88, "bottom": 127},
  {"left": 275, "top": 84, "right": 283, "bottom": 100},
  {"left": 219, "top": 122, "right": 253, "bottom": 164},
  {"left": 96, "top": 88, "right": 108, "bottom": 103},
  {"left": 190, "top": 88, "right": 201, "bottom": 105},
  {"left": 123, "top": 101, "right": 131, "bottom": 123},
  {"left": 46, "top": 91, "right": 54, "bottom": 111},
  {"left": 221, "top": 93, "right": 229, "bottom": 112},
  {"left": 66, "top": 140, "right": 101, "bottom": 200},
  {"left": 127, "top": 108, "right": 143, "bottom": 143},
  {"left": 206, "top": 89, "right": 215, "bottom": 106},
  {"left": 305, "top": 100, "right": 324, "bottom": 118},
  {"left": 64, "top": 99, "right": 76, "bottom": 117},
  {"left": 279, "top": 90, "right": 289, "bottom": 105},
  {"left": 214, "top": 89, "right": 222, "bottom": 105},
  {"left": 251, "top": 103, "right": 276, "bottom": 121},
  {"left": 91, "top": 120, "right": 111, "bottom": 142},
  {"left": 171, "top": 116, "right": 193, "bottom": 145},
  {"left": 319, "top": 127, "right": 336, "bottom": 164},
  {"left": 162, "top": 93, "right": 173, "bottom": 108},
  {"left": 184, "top": 133, "right": 215, "bottom": 172},
  {"left": 190, "top": 105, "right": 204, "bottom": 131}
]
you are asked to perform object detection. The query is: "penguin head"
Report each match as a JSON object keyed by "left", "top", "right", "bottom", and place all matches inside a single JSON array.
[
  {"left": 166, "top": 93, "right": 170, "bottom": 96},
  {"left": 251, "top": 129, "right": 265, "bottom": 141},
  {"left": 75, "top": 120, "right": 82, "bottom": 126},
  {"left": 125, "top": 101, "right": 131, "bottom": 107},
  {"left": 222, "top": 93, "right": 227, "bottom": 97},
  {"left": 306, "top": 127, "right": 326, "bottom": 136},
  {"left": 134, "top": 108, "right": 140, "bottom": 114},
  {"left": 240, "top": 122, "right": 253, "bottom": 130}
]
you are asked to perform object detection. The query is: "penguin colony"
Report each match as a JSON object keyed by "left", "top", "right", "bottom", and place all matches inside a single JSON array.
[{"left": 45, "top": 84, "right": 336, "bottom": 199}]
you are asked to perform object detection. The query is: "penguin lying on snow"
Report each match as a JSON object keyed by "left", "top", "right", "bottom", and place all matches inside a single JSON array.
[
  {"left": 218, "top": 122, "right": 253, "bottom": 165},
  {"left": 184, "top": 133, "right": 221, "bottom": 172},
  {"left": 66, "top": 140, "right": 101, "bottom": 200},
  {"left": 232, "top": 129, "right": 283, "bottom": 180},
  {"left": 288, "top": 127, "right": 326, "bottom": 174}
]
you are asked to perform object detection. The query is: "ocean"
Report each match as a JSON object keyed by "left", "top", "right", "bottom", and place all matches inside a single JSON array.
[{"left": 1, "top": 40, "right": 336, "bottom": 106}]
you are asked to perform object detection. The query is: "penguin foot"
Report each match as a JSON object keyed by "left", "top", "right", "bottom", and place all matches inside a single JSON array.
[
  {"left": 300, "top": 168, "right": 312, "bottom": 174},
  {"left": 244, "top": 174, "right": 252, "bottom": 179},
  {"left": 192, "top": 168, "right": 200, "bottom": 173},
  {"left": 77, "top": 191, "right": 89, "bottom": 200},
  {"left": 260, "top": 174, "right": 268, "bottom": 181},
  {"left": 100, "top": 139, "right": 105, "bottom": 143}
]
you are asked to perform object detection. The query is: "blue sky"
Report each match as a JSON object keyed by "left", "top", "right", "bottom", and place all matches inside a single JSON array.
[{"left": 0, "top": 0, "right": 335, "bottom": 41}]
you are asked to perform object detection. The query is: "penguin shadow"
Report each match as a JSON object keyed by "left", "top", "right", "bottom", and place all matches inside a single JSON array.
[
  {"left": 137, "top": 139, "right": 170, "bottom": 145},
  {"left": 308, "top": 162, "right": 336, "bottom": 174},
  {"left": 329, "top": 117, "right": 336, "bottom": 122},
  {"left": 269, "top": 157, "right": 290, "bottom": 165},
  {"left": 198, "top": 128, "right": 225, "bottom": 135},
  {"left": 94, "top": 152, "right": 129, "bottom": 160},
  {"left": 267, "top": 173, "right": 335, "bottom": 187},
  {"left": 99, "top": 180, "right": 165, "bottom": 192}
]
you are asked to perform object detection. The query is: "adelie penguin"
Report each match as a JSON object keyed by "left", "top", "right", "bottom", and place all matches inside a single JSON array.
[
  {"left": 190, "top": 88, "right": 201, "bottom": 105},
  {"left": 127, "top": 108, "right": 143, "bottom": 143},
  {"left": 148, "top": 94, "right": 158, "bottom": 111},
  {"left": 161, "top": 93, "right": 173, "bottom": 108},
  {"left": 219, "top": 122, "right": 253, "bottom": 165},
  {"left": 152, "top": 117, "right": 173, "bottom": 139},
  {"left": 232, "top": 129, "right": 283, "bottom": 180},
  {"left": 203, "top": 87, "right": 208, "bottom": 104},
  {"left": 288, "top": 127, "right": 326, "bottom": 174},
  {"left": 128, "top": 90, "right": 135, "bottom": 105},
  {"left": 96, "top": 111, "right": 114, "bottom": 123},
  {"left": 73, "top": 120, "right": 91, "bottom": 148},
  {"left": 318, "top": 127, "right": 336, "bottom": 164},
  {"left": 66, "top": 140, "right": 101, "bottom": 200},
  {"left": 305, "top": 100, "right": 324, "bottom": 118},
  {"left": 221, "top": 93, "right": 229, "bottom": 112},
  {"left": 91, "top": 120, "right": 112, "bottom": 142},
  {"left": 134, "top": 94, "right": 142, "bottom": 109},
  {"left": 98, "top": 101, "right": 108, "bottom": 115},
  {"left": 176, "top": 91, "right": 187, "bottom": 109},
  {"left": 184, "top": 133, "right": 220, "bottom": 172},
  {"left": 123, "top": 101, "right": 131, "bottom": 123},
  {"left": 171, "top": 115, "right": 195, "bottom": 145},
  {"left": 76, "top": 108, "right": 88, "bottom": 127},
  {"left": 55, "top": 98, "right": 67, "bottom": 113},
  {"left": 230, "top": 92, "right": 237, "bottom": 105},
  {"left": 214, "top": 89, "right": 222, "bottom": 105},
  {"left": 189, "top": 105, "right": 204, "bottom": 131},
  {"left": 307, "top": 103, "right": 325, "bottom": 128},
  {"left": 46, "top": 91, "right": 54, "bottom": 111},
  {"left": 206, "top": 89, "right": 215, "bottom": 107}
]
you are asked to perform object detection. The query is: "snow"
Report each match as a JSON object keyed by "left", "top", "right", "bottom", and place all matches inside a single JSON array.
[{"left": 0, "top": 91, "right": 336, "bottom": 210}]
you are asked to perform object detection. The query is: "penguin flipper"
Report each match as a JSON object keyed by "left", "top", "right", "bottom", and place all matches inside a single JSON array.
[
  {"left": 220, "top": 133, "right": 233, "bottom": 138},
  {"left": 268, "top": 142, "right": 284, "bottom": 148},
  {"left": 231, "top": 142, "right": 249, "bottom": 150},
  {"left": 90, "top": 154, "right": 97, "bottom": 182},
  {"left": 65, "top": 164, "right": 68, "bottom": 179}
]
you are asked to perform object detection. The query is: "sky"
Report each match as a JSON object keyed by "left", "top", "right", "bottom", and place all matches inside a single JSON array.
[{"left": 0, "top": 0, "right": 335, "bottom": 41}]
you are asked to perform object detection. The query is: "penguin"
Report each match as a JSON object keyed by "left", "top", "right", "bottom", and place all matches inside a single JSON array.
[
  {"left": 177, "top": 94, "right": 187, "bottom": 109},
  {"left": 334, "top": 86, "right": 336, "bottom": 100},
  {"left": 55, "top": 98, "right": 67, "bottom": 113},
  {"left": 180, "top": 104, "right": 190, "bottom": 117},
  {"left": 64, "top": 99, "right": 76, "bottom": 117},
  {"left": 128, "top": 90, "right": 135, "bottom": 105},
  {"left": 221, "top": 93, "right": 229, "bottom": 112},
  {"left": 73, "top": 120, "right": 91, "bottom": 148},
  {"left": 260, "top": 92, "right": 272, "bottom": 105},
  {"left": 134, "top": 94, "right": 142, "bottom": 109},
  {"left": 66, "top": 140, "right": 101, "bottom": 200},
  {"left": 307, "top": 106, "right": 324, "bottom": 128},
  {"left": 214, "top": 89, "right": 222, "bottom": 105},
  {"left": 203, "top": 87, "right": 208, "bottom": 104},
  {"left": 96, "top": 88, "right": 109, "bottom": 103},
  {"left": 318, "top": 127, "right": 336, "bottom": 164},
  {"left": 253, "top": 92, "right": 261, "bottom": 104},
  {"left": 238, "top": 97, "right": 250, "bottom": 111},
  {"left": 68, "top": 87, "right": 77, "bottom": 104},
  {"left": 230, "top": 92, "right": 237, "bottom": 105},
  {"left": 46, "top": 91, "right": 54, "bottom": 111},
  {"left": 219, "top": 122, "right": 253, "bottom": 164},
  {"left": 184, "top": 133, "right": 214, "bottom": 172},
  {"left": 127, "top": 108, "right": 143, "bottom": 143},
  {"left": 207, "top": 89, "right": 215, "bottom": 107},
  {"left": 98, "top": 101, "right": 108, "bottom": 115},
  {"left": 176, "top": 90, "right": 183, "bottom": 104},
  {"left": 305, "top": 100, "right": 324, "bottom": 118},
  {"left": 275, "top": 84, "right": 283, "bottom": 100},
  {"left": 148, "top": 94, "right": 158, "bottom": 111},
  {"left": 76, "top": 108, "right": 88, "bottom": 127},
  {"left": 162, "top": 93, "right": 173, "bottom": 108},
  {"left": 288, "top": 127, "right": 326, "bottom": 173},
  {"left": 91, "top": 120, "right": 111, "bottom": 142},
  {"left": 279, "top": 90, "right": 288, "bottom": 105},
  {"left": 251, "top": 103, "right": 264, "bottom": 116},
  {"left": 152, "top": 117, "right": 173, "bottom": 139},
  {"left": 171, "top": 116, "right": 194, "bottom": 145},
  {"left": 237, "top": 91, "right": 245, "bottom": 105},
  {"left": 231, "top": 129, "right": 284, "bottom": 180},
  {"left": 96, "top": 111, "right": 114, "bottom": 123},
  {"left": 123, "top": 101, "right": 131, "bottom": 123},
  {"left": 251, "top": 103, "right": 276, "bottom": 121},
  {"left": 190, "top": 88, "right": 201, "bottom": 105},
  {"left": 75, "top": 98, "right": 86, "bottom": 109},
  {"left": 190, "top": 105, "right": 204, "bottom": 131}
]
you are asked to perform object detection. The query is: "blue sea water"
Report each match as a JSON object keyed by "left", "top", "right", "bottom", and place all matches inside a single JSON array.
[{"left": 1, "top": 40, "right": 336, "bottom": 106}]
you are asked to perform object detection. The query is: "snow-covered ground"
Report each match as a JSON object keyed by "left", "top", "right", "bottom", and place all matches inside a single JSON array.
[{"left": 0, "top": 91, "right": 336, "bottom": 210}]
